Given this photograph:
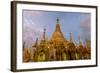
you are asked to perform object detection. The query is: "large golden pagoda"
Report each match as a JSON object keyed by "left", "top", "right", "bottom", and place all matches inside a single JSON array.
[{"left": 23, "top": 17, "right": 91, "bottom": 62}]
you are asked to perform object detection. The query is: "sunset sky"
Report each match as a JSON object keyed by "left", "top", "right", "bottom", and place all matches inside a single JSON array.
[{"left": 22, "top": 10, "right": 91, "bottom": 48}]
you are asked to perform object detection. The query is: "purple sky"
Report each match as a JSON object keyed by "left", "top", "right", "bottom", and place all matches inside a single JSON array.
[{"left": 22, "top": 10, "right": 91, "bottom": 48}]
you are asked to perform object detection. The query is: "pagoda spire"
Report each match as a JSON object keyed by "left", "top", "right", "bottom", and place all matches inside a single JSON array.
[
  {"left": 40, "top": 28, "right": 46, "bottom": 45},
  {"left": 43, "top": 28, "right": 46, "bottom": 40},
  {"left": 86, "top": 40, "right": 91, "bottom": 49},
  {"left": 55, "top": 17, "right": 61, "bottom": 32},
  {"left": 69, "top": 33, "right": 73, "bottom": 43},
  {"left": 78, "top": 36, "right": 82, "bottom": 46},
  {"left": 33, "top": 38, "right": 38, "bottom": 47},
  {"left": 41, "top": 28, "right": 46, "bottom": 40}
]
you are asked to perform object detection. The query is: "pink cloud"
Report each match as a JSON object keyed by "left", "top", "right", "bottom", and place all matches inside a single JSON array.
[
  {"left": 23, "top": 10, "right": 42, "bottom": 17},
  {"left": 23, "top": 22, "right": 43, "bottom": 48},
  {"left": 80, "top": 16, "right": 91, "bottom": 42}
]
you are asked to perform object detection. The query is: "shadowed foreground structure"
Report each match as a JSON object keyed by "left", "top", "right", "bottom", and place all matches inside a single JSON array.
[{"left": 23, "top": 17, "right": 91, "bottom": 62}]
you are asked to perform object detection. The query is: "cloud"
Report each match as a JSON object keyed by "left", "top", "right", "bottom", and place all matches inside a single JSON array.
[
  {"left": 23, "top": 15, "right": 44, "bottom": 48},
  {"left": 23, "top": 24, "right": 43, "bottom": 48},
  {"left": 80, "top": 17, "right": 90, "bottom": 32},
  {"left": 80, "top": 16, "right": 91, "bottom": 42},
  {"left": 23, "top": 10, "right": 42, "bottom": 17}
]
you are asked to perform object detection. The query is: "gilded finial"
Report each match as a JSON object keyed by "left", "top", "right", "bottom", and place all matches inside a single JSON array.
[
  {"left": 43, "top": 28, "right": 46, "bottom": 40},
  {"left": 57, "top": 17, "right": 59, "bottom": 22},
  {"left": 33, "top": 38, "right": 38, "bottom": 47},
  {"left": 55, "top": 17, "right": 61, "bottom": 32},
  {"left": 78, "top": 36, "right": 82, "bottom": 46},
  {"left": 70, "top": 33, "right": 73, "bottom": 43}
]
